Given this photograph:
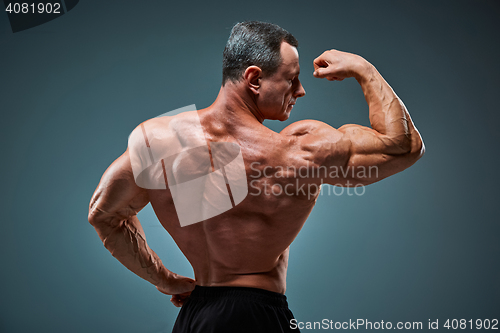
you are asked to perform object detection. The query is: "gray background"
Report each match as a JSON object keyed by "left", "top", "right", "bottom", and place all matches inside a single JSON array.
[{"left": 1, "top": 0, "right": 499, "bottom": 332}]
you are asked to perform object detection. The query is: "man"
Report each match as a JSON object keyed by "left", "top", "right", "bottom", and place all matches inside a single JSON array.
[{"left": 88, "top": 21, "right": 424, "bottom": 332}]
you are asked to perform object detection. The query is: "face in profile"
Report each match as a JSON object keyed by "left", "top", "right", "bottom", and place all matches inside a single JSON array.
[{"left": 257, "top": 42, "right": 306, "bottom": 121}]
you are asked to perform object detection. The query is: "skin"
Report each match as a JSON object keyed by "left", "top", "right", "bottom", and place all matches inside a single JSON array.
[{"left": 88, "top": 42, "right": 424, "bottom": 307}]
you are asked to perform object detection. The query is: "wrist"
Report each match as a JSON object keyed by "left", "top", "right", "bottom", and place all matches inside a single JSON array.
[
  {"left": 353, "top": 57, "right": 374, "bottom": 83},
  {"left": 153, "top": 263, "right": 172, "bottom": 287}
]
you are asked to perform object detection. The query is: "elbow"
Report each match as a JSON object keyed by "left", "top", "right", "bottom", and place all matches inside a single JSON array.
[
  {"left": 88, "top": 211, "right": 117, "bottom": 246},
  {"left": 413, "top": 128, "right": 425, "bottom": 158},
  {"left": 409, "top": 134, "right": 425, "bottom": 162},
  {"left": 418, "top": 138, "right": 425, "bottom": 158},
  {"left": 398, "top": 124, "right": 425, "bottom": 161},
  {"left": 88, "top": 202, "right": 98, "bottom": 226},
  {"left": 88, "top": 210, "right": 110, "bottom": 228},
  {"left": 88, "top": 205, "right": 105, "bottom": 227},
  {"left": 87, "top": 197, "right": 109, "bottom": 227},
  {"left": 88, "top": 211, "right": 100, "bottom": 227},
  {"left": 88, "top": 193, "right": 100, "bottom": 226},
  {"left": 88, "top": 214, "right": 96, "bottom": 226}
]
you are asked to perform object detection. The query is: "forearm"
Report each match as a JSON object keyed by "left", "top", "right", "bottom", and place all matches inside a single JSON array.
[
  {"left": 355, "top": 60, "right": 418, "bottom": 154},
  {"left": 92, "top": 215, "right": 170, "bottom": 287}
]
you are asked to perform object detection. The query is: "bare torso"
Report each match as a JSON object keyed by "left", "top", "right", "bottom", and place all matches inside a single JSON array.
[
  {"left": 88, "top": 48, "right": 424, "bottom": 306},
  {"left": 146, "top": 108, "right": 319, "bottom": 294}
]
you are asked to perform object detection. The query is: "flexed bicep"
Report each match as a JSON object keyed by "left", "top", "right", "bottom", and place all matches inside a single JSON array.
[
  {"left": 308, "top": 48, "right": 425, "bottom": 186},
  {"left": 284, "top": 120, "right": 423, "bottom": 187},
  {"left": 334, "top": 123, "right": 424, "bottom": 185}
]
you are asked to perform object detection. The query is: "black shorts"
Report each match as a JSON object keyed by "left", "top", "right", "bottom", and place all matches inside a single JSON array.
[{"left": 172, "top": 286, "right": 300, "bottom": 333}]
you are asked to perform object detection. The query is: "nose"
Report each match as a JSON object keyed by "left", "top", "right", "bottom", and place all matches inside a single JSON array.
[{"left": 294, "top": 79, "right": 306, "bottom": 98}]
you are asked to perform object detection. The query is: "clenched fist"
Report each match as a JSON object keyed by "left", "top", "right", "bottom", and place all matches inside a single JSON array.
[
  {"left": 156, "top": 272, "right": 196, "bottom": 307},
  {"left": 313, "top": 49, "right": 368, "bottom": 81}
]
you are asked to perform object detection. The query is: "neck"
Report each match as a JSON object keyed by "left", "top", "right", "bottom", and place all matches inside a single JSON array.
[{"left": 208, "top": 84, "right": 265, "bottom": 125}]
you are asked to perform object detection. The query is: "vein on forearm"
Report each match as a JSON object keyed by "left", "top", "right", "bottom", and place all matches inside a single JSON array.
[
  {"left": 101, "top": 216, "right": 164, "bottom": 285},
  {"left": 362, "top": 68, "right": 412, "bottom": 153}
]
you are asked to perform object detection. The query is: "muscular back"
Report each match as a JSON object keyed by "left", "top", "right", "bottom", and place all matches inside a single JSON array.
[
  {"left": 144, "top": 108, "right": 319, "bottom": 294},
  {"left": 89, "top": 49, "right": 424, "bottom": 302}
]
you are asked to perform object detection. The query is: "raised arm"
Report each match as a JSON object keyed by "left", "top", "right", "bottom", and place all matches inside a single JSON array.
[
  {"left": 283, "top": 49, "right": 424, "bottom": 186},
  {"left": 88, "top": 150, "right": 195, "bottom": 306}
]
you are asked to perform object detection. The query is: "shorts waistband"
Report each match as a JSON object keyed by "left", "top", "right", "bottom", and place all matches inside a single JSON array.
[{"left": 189, "top": 286, "right": 289, "bottom": 308}]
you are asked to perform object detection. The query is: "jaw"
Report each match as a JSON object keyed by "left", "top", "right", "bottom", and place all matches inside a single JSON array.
[
  {"left": 283, "top": 102, "right": 294, "bottom": 120},
  {"left": 277, "top": 107, "right": 292, "bottom": 122},
  {"left": 256, "top": 98, "right": 295, "bottom": 121}
]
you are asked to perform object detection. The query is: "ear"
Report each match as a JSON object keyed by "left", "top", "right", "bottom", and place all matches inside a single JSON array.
[{"left": 244, "top": 66, "right": 262, "bottom": 95}]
